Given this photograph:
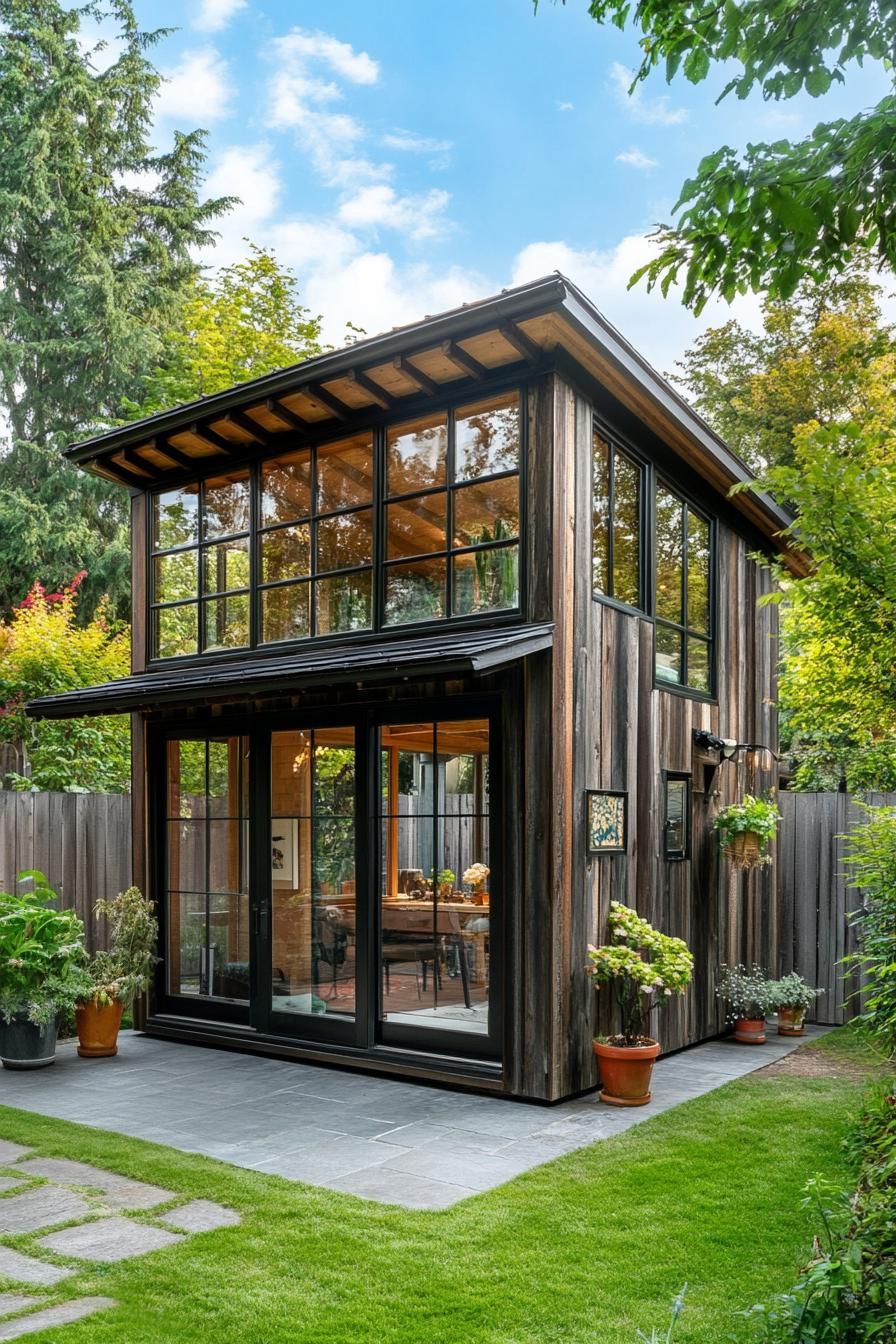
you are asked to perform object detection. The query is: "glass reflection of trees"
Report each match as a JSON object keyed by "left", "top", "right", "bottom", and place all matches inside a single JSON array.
[
  {"left": 654, "top": 485, "right": 712, "bottom": 693},
  {"left": 590, "top": 434, "right": 641, "bottom": 607}
]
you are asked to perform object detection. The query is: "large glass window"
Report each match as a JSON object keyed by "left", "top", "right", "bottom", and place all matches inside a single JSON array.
[
  {"left": 152, "top": 473, "right": 250, "bottom": 657},
  {"left": 150, "top": 390, "right": 521, "bottom": 659},
  {"left": 591, "top": 432, "right": 642, "bottom": 608},
  {"left": 654, "top": 486, "right": 713, "bottom": 693},
  {"left": 259, "top": 433, "right": 374, "bottom": 644},
  {"left": 384, "top": 392, "right": 520, "bottom": 626},
  {"left": 166, "top": 736, "right": 249, "bottom": 999}
]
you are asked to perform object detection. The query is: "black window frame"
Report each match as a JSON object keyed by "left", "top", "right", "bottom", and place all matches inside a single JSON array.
[
  {"left": 652, "top": 480, "right": 715, "bottom": 699},
  {"left": 590, "top": 426, "right": 648, "bottom": 613},
  {"left": 146, "top": 383, "right": 525, "bottom": 665},
  {"left": 662, "top": 770, "right": 691, "bottom": 860}
]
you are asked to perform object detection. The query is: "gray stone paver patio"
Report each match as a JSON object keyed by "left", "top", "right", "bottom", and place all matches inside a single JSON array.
[
  {"left": 37, "top": 1216, "right": 183, "bottom": 1263},
  {"left": 0, "top": 1298, "right": 117, "bottom": 1340},
  {"left": 0, "top": 1026, "right": 829, "bottom": 1209}
]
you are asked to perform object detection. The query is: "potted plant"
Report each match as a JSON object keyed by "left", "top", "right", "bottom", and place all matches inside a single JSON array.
[
  {"left": 463, "top": 862, "right": 490, "bottom": 905},
  {"left": 76, "top": 886, "right": 158, "bottom": 1058},
  {"left": 768, "top": 972, "right": 823, "bottom": 1036},
  {"left": 0, "top": 870, "right": 92, "bottom": 1070},
  {"left": 716, "top": 964, "right": 773, "bottom": 1043},
  {"left": 587, "top": 902, "right": 693, "bottom": 1106},
  {"left": 713, "top": 794, "right": 781, "bottom": 869}
]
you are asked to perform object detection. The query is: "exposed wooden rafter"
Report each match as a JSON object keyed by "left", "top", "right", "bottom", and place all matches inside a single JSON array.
[
  {"left": 188, "top": 422, "right": 241, "bottom": 455},
  {"left": 265, "top": 398, "right": 309, "bottom": 433},
  {"left": 441, "top": 340, "right": 487, "bottom": 381},
  {"left": 119, "top": 448, "right": 166, "bottom": 481},
  {"left": 345, "top": 369, "right": 395, "bottom": 410},
  {"left": 500, "top": 322, "right": 542, "bottom": 365},
  {"left": 224, "top": 410, "right": 273, "bottom": 445},
  {"left": 392, "top": 355, "right": 439, "bottom": 398},
  {"left": 104, "top": 459, "right": 153, "bottom": 490},
  {"left": 308, "top": 383, "right": 351, "bottom": 419},
  {"left": 154, "top": 438, "right": 200, "bottom": 472}
]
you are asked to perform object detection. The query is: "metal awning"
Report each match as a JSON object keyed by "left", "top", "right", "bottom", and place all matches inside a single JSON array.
[{"left": 25, "top": 623, "right": 553, "bottom": 720}]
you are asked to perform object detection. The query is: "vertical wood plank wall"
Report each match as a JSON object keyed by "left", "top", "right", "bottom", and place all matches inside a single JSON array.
[
  {"left": 542, "top": 375, "right": 781, "bottom": 1098},
  {"left": 0, "top": 791, "right": 132, "bottom": 953}
]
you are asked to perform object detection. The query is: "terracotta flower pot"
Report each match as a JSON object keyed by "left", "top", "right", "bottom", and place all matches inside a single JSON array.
[
  {"left": 733, "top": 1016, "right": 766, "bottom": 1044},
  {"left": 777, "top": 1006, "right": 806, "bottom": 1037},
  {"left": 593, "top": 1038, "right": 661, "bottom": 1106},
  {"left": 76, "top": 999, "right": 124, "bottom": 1058}
]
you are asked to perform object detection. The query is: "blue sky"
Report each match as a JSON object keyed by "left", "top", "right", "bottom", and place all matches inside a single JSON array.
[{"left": 118, "top": 0, "right": 892, "bottom": 370}]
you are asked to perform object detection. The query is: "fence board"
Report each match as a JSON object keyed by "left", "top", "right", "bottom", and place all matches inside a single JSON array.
[{"left": 0, "top": 790, "right": 132, "bottom": 952}]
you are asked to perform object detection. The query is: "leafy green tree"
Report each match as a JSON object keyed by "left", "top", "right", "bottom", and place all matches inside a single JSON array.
[
  {"left": 0, "top": 0, "right": 231, "bottom": 620},
  {"left": 673, "top": 267, "right": 893, "bottom": 472},
  {"left": 131, "top": 245, "right": 329, "bottom": 416},
  {"left": 559, "top": 0, "right": 896, "bottom": 309},
  {"left": 0, "top": 573, "right": 130, "bottom": 792}
]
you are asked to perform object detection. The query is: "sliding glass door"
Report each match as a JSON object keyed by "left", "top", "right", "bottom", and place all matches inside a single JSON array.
[{"left": 157, "top": 702, "right": 501, "bottom": 1060}]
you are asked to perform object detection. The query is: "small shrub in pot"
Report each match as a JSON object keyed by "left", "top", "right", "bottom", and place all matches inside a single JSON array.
[
  {"left": 0, "top": 870, "right": 91, "bottom": 1069},
  {"left": 76, "top": 886, "right": 158, "bottom": 1058},
  {"left": 716, "top": 964, "right": 774, "bottom": 1043},
  {"left": 768, "top": 972, "right": 823, "bottom": 1036}
]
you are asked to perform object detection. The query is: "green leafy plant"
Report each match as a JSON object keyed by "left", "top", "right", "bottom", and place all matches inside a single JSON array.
[
  {"left": 0, "top": 870, "right": 91, "bottom": 1026},
  {"left": 769, "top": 973, "right": 824, "bottom": 1014},
  {"left": 84, "top": 886, "right": 158, "bottom": 1008},
  {"left": 843, "top": 803, "right": 896, "bottom": 1054},
  {"left": 713, "top": 794, "right": 781, "bottom": 862},
  {"left": 716, "top": 964, "right": 773, "bottom": 1021},
  {"left": 587, "top": 902, "right": 693, "bottom": 1048},
  {"left": 636, "top": 1286, "right": 687, "bottom": 1343}
]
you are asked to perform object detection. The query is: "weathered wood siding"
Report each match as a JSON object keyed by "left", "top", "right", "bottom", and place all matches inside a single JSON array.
[
  {"left": 537, "top": 375, "right": 780, "bottom": 1098},
  {"left": 0, "top": 791, "right": 132, "bottom": 953}
]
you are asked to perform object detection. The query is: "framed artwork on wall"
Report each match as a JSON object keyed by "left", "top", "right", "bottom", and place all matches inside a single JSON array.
[
  {"left": 271, "top": 818, "right": 299, "bottom": 887},
  {"left": 586, "top": 790, "right": 628, "bottom": 855}
]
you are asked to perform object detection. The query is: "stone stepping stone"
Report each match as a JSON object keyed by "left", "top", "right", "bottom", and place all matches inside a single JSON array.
[
  {"left": 0, "top": 1147, "right": 30, "bottom": 1167},
  {"left": 0, "top": 1296, "right": 116, "bottom": 1340},
  {"left": 0, "top": 1248, "right": 73, "bottom": 1287},
  {"left": 0, "top": 1180, "right": 23, "bottom": 1195},
  {"left": 0, "top": 1297, "right": 37, "bottom": 1320},
  {"left": 37, "top": 1217, "right": 182, "bottom": 1263},
  {"left": 14, "top": 1160, "right": 173, "bottom": 1210},
  {"left": 160, "top": 1200, "right": 240, "bottom": 1233},
  {"left": 0, "top": 1188, "right": 92, "bottom": 1236}
]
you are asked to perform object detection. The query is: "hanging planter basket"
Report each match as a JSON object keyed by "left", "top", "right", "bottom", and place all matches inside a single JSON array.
[{"left": 725, "top": 831, "right": 762, "bottom": 869}]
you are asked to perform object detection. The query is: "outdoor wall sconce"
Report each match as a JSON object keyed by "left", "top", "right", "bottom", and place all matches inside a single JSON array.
[{"left": 692, "top": 729, "right": 781, "bottom": 794}]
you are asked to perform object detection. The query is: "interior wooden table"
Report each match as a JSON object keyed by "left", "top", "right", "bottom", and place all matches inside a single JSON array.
[{"left": 381, "top": 900, "right": 490, "bottom": 988}]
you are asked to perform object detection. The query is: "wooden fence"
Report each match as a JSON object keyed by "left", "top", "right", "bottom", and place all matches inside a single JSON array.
[
  {"left": 777, "top": 791, "right": 896, "bottom": 1024},
  {"left": 0, "top": 791, "right": 132, "bottom": 953}
]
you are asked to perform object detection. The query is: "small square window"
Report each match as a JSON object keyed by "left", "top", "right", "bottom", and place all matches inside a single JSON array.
[{"left": 664, "top": 773, "right": 690, "bottom": 860}]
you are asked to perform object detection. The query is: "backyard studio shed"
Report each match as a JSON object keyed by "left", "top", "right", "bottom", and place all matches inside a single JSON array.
[{"left": 28, "top": 274, "right": 798, "bottom": 1102}]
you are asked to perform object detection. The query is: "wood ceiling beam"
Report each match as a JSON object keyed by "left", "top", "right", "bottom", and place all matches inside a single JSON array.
[
  {"left": 500, "top": 321, "right": 542, "bottom": 365},
  {"left": 345, "top": 368, "right": 395, "bottom": 410},
  {"left": 119, "top": 447, "right": 166, "bottom": 481},
  {"left": 308, "top": 383, "right": 351, "bottom": 419},
  {"left": 105, "top": 458, "right": 153, "bottom": 490},
  {"left": 441, "top": 340, "right": 488, "bottom": 381},
  {"left": 266, "top": 398, "right": 310, "bottom": 433},
  {"left": 188, "top": 422, "right": 241, "bottom": 455},
  {"left": 154, "top": 438, "right": 199, "bottom": 472},
  {"left": 223, "top": 410, "right": 273, "bottom": 445},
  {"left": 393, "top": 355, "right": 440, "bottom": 398}
]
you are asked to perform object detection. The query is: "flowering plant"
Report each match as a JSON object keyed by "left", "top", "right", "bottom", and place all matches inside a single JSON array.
[
  {"left": 715, "top": 964, "right": 774, "bottom": 1021},
  {"left": 463, "top": 863, "right": 490, "bottom": 890},
  {"left": 712, "top": 794, "right": 781, "bottom": 864},
  {"left": 587, "top": 902, "right": 693, "bottom": 1047}
]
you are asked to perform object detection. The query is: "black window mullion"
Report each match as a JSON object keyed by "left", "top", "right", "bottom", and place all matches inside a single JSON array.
[
  {"left": 249, "top": 464, "right": 259, "bottom": 649},
  {"left": 203, "top": 739, "right": 211, "bottom": 995},
  {"left": 310, "top": 446, "right": 318, "bottom": 638},
  {"left": 607, "top": 446, "right": 616, "bottom": 599},
  {"left": 680, "top": 502, "right": 688, "bottom": 685},
  {"left": 431, "top": 722, "right": 439, "bottom": 1013},
  {"left": 446, "top": 408, "right": 456, "bottom": 618}
]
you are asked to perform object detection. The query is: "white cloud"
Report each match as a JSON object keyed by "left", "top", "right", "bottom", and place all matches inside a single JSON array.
[
  {"left": 193, "top": 0, "right": 247, "bottom": 33},
  {"left": 337, "top": 185, "right": 452, "bottom": 241},
  {"left": 511, "top": 236, "right": 763, "bottom": 373},
  {"left": 199, "top": 143, "right": 283, "bottom": 266},
  {"left": 382, "top": 130, "right": 453, "bottom": 154},
  {"left": 265, "top": 28, "right": 388, "bottom": 185},
  {"left": 616, "top": 147, "right": 658, "bottom": 170},
  {"left": 610, "top": 62, "right": 689, "bottom": 126},
  {"left": 156, "top": 47, "right": 234, "bottom": 124},
  {"left": 557, "top": 101, "right": 574, "bottom": 112}
]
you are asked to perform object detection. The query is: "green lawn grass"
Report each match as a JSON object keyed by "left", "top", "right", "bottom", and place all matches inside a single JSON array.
[{"left": 0, "top": 1028, "right": 876, "bottom": 1344}]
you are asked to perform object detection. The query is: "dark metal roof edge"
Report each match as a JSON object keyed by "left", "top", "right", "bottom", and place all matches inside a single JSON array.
[
  {"left": 558, "top": 280, "right": 794, "bottom": 534},
  {"left": 26, "top": 624, "right": 555, "bottom": 720},
  {"left": 65, "top": 276, "right": 569, "bottom": 465}
]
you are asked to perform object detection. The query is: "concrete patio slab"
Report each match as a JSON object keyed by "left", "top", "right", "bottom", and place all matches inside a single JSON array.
[{"left": 0, "top": 1026, "right": 829, "bottom": 1208}]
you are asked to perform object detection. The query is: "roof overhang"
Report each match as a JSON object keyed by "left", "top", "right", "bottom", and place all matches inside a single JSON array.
[
  {"left": 25, "top": 623, "right": 554, "bottom": 721},
  {"left": 66, "top": 272, "right": 802, "bottom": 571}
]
